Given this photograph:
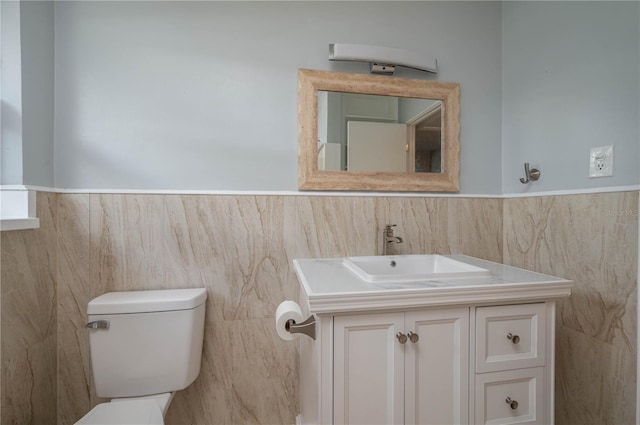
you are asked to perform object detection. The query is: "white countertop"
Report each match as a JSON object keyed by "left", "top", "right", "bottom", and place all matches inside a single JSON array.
[{"left": 293, "top": 255, "right": 573, "bottom": 314}]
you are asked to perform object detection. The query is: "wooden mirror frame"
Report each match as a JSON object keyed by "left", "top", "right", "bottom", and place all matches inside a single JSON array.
[{"left": 298, "top": 69, "right": 460, "bottom": 192}]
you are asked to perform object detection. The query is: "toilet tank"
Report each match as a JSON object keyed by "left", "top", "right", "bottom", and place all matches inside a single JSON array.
[{"left": 87, "top": 288, "right": 207, "bottom": 398}]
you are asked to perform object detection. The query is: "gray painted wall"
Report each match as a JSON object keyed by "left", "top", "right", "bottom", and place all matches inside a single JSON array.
[
  {"left": 0, "top": 1, "right": 55, "bottom": 187},
  {"left": 21, "top": 1, "right": 55, "bottom": 187},
  {"left": 502, "top": 1, "right": 640, "bottom": 194},
  {"left": 1, "top": 1, "right": 23, "bottom": 185},
  {"left": 54, "top": 1, "right": 503, "bottom": 193},
  {"left": 8, "top": 2, "right": 639, "bottom": 193}
]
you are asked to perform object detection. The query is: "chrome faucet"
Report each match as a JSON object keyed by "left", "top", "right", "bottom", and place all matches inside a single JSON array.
[{"left": 382, "top": 224, "right": 403, "bottom": 255}]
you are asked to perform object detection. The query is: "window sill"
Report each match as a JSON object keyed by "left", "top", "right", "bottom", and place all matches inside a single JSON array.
[
  {"left": 0, "top": 186, "right": 39, "bottom": 232},
  {"left": 0, "top": 217, "right": 40, "bottom": 231}
]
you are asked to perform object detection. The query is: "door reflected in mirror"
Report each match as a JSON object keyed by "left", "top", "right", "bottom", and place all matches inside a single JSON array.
[{"left": 317, "top": 92, "right": 442, "bottom": 174}]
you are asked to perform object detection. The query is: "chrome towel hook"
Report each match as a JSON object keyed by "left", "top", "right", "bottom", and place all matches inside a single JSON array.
[{"left": 519, "top": 162, "right": 541, "bottom": 184}]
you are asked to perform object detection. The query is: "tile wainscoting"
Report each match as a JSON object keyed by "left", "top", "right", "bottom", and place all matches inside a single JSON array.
[
  {"left": 504, "top": 191, "right": 639, "bottom": 424},
  {"left": 1, "top": 192, "right": 58, "bottom": 424},
  {"left": 55, "top": 193, "right": 503, "bottom": 425},
  {"left": 1, "top": 191, "right": 636, "bottom": 425}
]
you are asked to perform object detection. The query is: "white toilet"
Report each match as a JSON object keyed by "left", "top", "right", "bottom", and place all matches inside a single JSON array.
[{"left": 75, "top": 288, "right": 208, "bottom": 425}]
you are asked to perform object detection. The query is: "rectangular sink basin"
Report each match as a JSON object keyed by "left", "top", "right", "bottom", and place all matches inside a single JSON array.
[{"left": 342, "top": 255, "right": 491, "bottom": 283}]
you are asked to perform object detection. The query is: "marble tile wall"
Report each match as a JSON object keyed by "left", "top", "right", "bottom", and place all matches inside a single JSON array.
[
  {"left": 56, "top": 194, "right": 503, "bottom": 425},
  {"left": 8, "top": 191, "right": 633, "bottom": 424},
  {"left": 1, "top": 192, "right": 58, "bottom": 424},
  {"left": 503, "top": 191, "right": 639, "bottom": 425}
]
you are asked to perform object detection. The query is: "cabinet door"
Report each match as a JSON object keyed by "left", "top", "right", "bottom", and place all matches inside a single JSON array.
[
  {"left": 405, "top": 308, "right": 470, "bottom": 425},
  {"left": 334, "top": 313, "right": 405, "bottom": 425}
]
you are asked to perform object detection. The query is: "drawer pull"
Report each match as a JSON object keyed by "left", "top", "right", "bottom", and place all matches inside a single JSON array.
[
  {"left": 505, "top": 397, "right": 519, "bottom": 410},
  {"left": 407, "top": 331, "right": 419, "bottom": 343},
  {"left": 396, "top": 332, "right": 408, "bottom": 344},
  {"left": 507, "top": 333, "right": 520, "bottom": 344}
]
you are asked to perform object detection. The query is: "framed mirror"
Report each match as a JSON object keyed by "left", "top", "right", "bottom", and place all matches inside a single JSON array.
[{"left": 298, "top": 69, "right": 460, "bottom": 192}]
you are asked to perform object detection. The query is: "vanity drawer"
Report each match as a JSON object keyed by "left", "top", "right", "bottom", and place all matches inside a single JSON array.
[
  {"left": 474, "top": 367, "right": 544, "bottom": 425},
  {"left": 476, "top": 303, "right": 546, "bottom": 373}
]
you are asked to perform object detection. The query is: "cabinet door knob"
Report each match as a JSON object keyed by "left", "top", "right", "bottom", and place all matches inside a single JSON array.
[
  {"left": 507, "top": 333, "right": 520, "bottom": 344},
  {"left": 407, "top": 331, "right": 419, "bottom": 343},
  {"left": 505, "top": 397, "right": 519, "bottom": 410},
  {"left": 396, "top": 332, "right": 408, "bottom": 344}
]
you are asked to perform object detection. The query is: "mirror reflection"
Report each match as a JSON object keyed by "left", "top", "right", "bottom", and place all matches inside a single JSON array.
[{"left": 317, "top": 92, "right": 442, "bottom": 173}]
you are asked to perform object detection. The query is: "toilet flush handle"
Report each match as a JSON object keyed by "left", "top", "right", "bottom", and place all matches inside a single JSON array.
[{"left": 86, "top": 320, "right": 110, "bottom": 330}]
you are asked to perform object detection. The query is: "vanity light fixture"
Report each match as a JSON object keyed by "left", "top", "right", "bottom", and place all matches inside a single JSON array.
[{"left": 329, "top": 43, "right": 438, "bottom": 75}]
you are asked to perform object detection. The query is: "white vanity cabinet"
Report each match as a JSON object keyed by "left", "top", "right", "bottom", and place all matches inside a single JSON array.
[
  {"left": 333, "top": 308, "right": 469, "bottom": 425},
  {"left": 292, "top": 255, "right": 572, "bottom": 425}
]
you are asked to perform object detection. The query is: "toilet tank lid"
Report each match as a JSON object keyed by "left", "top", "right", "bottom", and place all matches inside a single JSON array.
[{"left": 88, "top": 288, "right": 207, "bottom": 315}]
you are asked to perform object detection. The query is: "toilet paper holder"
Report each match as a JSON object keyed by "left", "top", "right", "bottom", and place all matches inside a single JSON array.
[{"left": 285, "top": 315, "right": 316, "bottom": 340}]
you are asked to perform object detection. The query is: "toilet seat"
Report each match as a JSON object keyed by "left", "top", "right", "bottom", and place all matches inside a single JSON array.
[{"left": 74, "top": 399, "right": 163, "bottom": 425}]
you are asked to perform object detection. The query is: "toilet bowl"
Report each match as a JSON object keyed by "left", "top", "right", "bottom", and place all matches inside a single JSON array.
[{"left": 74, "top": 288, "right": 207, "bottom": 425}]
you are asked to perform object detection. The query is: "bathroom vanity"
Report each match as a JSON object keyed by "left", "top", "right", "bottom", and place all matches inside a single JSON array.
[{"left": 292, "top": 255, "right": 572, "bottom": 425}]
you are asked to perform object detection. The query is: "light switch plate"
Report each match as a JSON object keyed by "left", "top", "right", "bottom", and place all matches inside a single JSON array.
[{"left": 589, "top": 145, "right": 614, "bottom": 178}]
